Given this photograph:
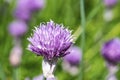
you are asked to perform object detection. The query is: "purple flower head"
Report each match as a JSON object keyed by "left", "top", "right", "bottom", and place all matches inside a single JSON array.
[
  {"left": 14, "top": 7, "right": 31, "bottom": 21},
  {"left": 16, "top": 0, "right": 30, "bottom": 8},
  {"left": 27, "top": 20, "right": 73, "bottom": 61},
  {"left": 104, "top": 0, "right": 117, "bottom": 8},
  {"left": 101, "top": 38, "right": 120, "bottom": 64},
  {"left": 8, "top": 20, "right": 27, "bottom": 37},
  {"left": 14, "top": 0, "right": 31, "bottom": 21},
  {"left": 29, "top": 0, "right": 45, "bottom": 11},
  {"left": 14, "top": 0, "right": 45, "bottom": 20},
  {"left": 63, "top": 46, "right": 82, "bottom": 66}
]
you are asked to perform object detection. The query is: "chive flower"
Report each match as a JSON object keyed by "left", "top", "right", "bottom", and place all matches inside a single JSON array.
[
  {"left": 14, "top": 0, "right": 45, "bottom": 21},
  {"left": 101, "top": 38, "right": 120, "bottom": 64},
  {"left": 29, "top": 0, "right": 45, "bottom": 11},
  {"left": 14, "top": 0, "right": 31, "bottom": 21},
  {"left": 104, "top": 0, "right": 117, "bottom": 8},
  {"left": 16, "top": 0, "right": 45, "bottom": 11},
  {"left": 63, "top": 46, "right": 82, "bottom": 66},
  {"left": 27, "top": 20, "right": 73, "bottom": 78},
  {"left": 14, "top": 7, "right": 31, "bottom": 21},
  {"left": 8, "top": 20, "right": 27, "bottom": 37},
  {"left": 62, "top": 46, "right": 82, "bottom": 76}
]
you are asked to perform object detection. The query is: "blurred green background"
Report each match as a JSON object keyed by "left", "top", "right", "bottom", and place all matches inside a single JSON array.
[{"left": 0, "top": 0, "right": 120, "bottom": 80}]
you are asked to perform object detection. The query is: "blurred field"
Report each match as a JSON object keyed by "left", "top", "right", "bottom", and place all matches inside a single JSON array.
[{"left": 0, "top": 0, "right": 120, "bottom": 80}]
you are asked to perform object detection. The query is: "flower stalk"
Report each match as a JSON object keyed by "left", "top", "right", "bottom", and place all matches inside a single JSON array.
[
  {"left": 79, "top": 0, "right": 86, "bottom": 80},
  {"left": 42, "top": 59, "right": 56, "bottom": 78}
]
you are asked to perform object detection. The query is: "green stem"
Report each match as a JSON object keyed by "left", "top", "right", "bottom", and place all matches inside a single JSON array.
[
  {"left": 13, "top": 67, "right": 19, "bottom": 80},
  {"left": 79, "top": 0, "right": 86, "bottom": 80},
  {"left": 0, "top": 63, "right": 6, "bottom": 80},
  {"left": 73, "top": 0, "right": 102, "bottom": 43}
]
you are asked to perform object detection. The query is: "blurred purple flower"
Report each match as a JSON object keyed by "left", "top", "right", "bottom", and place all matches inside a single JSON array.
[
  {"left": 14, "top": 0, "right": 31, "bottom": 21},
  {"left": 9, "top": 45, "right": 22, "bottom": 67},
  {"left": 27, "top": 20, "right": 73, "bottom": 61},
  {"left": 16, "top": 0, "right": 45, "bottom": 11},
  {"left": 14, "top": 7, "right": 31, "bottom": 21},
  {"left": 8, "top": 20, "right": 27, "bottom": 37},
  {"left": 63, "top": 46, "right": 82, "bottom": 66},
  {"left": 101, "top": 38, "right": 120, "bottom": 64},
  {"left": 14, "top": 0, "right": 45, "bottom": 21},
  {"left": 104, "top": 0, "right": 117, "bottom": 8},
  {"left": 62, "top": 46, "right": 82, "bottom": 76},
  {"left": 29, "top": 0, "right": 45, "bottom": 11}
]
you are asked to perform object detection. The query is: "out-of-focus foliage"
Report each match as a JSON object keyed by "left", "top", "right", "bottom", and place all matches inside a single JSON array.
[{"left": 0, "top": 0, "right": 120, "bottom": 80}]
